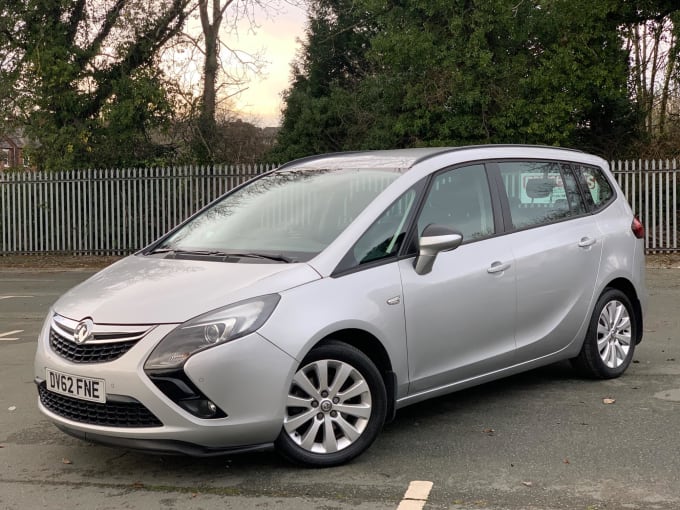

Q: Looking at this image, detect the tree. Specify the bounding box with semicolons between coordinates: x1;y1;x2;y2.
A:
160;0;294;163
622;11;680;156
0;0;192;170
269;0;376;161
193;0;234;161
273;0;643;160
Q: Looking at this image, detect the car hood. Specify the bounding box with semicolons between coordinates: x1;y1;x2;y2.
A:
53;255;321;324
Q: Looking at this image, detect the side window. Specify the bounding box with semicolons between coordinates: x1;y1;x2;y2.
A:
560;164;587;216
416;164;495;242
499;161;585;230
577;165;614;210
336;187;419;272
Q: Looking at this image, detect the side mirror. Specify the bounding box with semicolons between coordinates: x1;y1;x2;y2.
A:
414;224;463;275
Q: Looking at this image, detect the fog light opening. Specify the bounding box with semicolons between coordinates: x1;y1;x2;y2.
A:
146;370;227;419
178;398;226;419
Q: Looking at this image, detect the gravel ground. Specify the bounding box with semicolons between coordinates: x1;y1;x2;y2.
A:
1;252;679;269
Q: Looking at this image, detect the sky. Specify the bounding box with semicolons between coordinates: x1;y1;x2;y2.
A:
226;3;308;127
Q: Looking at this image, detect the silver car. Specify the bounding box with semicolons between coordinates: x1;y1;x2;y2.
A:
34;146;646;467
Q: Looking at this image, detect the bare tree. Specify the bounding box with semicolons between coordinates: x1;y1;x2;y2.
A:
199;0;236;137
163;0;294;161
625;16;679;138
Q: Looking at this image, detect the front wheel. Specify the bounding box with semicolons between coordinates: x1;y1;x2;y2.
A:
275;341;387;467
572;288;637;379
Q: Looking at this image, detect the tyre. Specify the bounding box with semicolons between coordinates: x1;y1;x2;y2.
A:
572;288;637;379
275;340;387;467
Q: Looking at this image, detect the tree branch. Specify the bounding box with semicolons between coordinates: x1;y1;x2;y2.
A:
76;0;128;70
82;0;192;120
65;0;87;44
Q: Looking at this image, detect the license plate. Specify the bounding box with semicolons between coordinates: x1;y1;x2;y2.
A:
46;368;106;404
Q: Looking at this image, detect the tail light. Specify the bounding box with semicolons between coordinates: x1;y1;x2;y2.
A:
631;217;644;239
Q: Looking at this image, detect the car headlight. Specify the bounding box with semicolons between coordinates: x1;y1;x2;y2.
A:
144;294;280;371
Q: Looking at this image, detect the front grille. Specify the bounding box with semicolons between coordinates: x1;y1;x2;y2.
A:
38;383;162;428
50;330;138;363
48;314;153;364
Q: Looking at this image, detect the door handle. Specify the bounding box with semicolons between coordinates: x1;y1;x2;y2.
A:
487;261;511;274
578;237;597;248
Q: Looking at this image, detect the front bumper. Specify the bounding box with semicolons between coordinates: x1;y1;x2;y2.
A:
35;319;297;452
54;422;274;456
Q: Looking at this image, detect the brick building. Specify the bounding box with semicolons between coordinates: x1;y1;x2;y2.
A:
1;133;28;169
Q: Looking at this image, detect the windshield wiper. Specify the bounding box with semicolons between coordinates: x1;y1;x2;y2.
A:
146;247;175;255
146;248;228;257
228;252;296;263
145;248;295;263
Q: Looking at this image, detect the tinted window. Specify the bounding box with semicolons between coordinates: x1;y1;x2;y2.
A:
560;164;587;216
417;165;495;241
336;187;420;272
577;165;614;210
499;161;585;229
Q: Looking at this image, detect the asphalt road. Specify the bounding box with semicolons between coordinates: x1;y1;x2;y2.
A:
1;267;679;510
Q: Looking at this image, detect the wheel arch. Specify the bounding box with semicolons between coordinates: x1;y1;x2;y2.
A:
603;277;643;344
313;329;397;423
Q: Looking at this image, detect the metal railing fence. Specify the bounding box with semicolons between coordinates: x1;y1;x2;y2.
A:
0;160;678;255
611;159;678;252
0;164;274;255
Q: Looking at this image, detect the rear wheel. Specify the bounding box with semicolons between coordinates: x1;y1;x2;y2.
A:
275;341;387;467
572;288;637;379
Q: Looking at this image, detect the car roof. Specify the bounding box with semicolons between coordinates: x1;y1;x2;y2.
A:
280;145;585;171
282;148;452;170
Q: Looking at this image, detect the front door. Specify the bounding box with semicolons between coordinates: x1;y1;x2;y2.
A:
400;164;517;395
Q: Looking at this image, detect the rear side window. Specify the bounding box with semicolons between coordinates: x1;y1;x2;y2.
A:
498;161;586;230
576;165;614;211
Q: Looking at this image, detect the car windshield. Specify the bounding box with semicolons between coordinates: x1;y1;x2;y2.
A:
153;167;403;262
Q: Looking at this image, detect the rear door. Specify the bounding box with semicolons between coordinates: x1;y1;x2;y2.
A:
492;160;603;361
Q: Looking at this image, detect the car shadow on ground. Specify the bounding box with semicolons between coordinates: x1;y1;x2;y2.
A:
84;360;589;474
388;359;582;423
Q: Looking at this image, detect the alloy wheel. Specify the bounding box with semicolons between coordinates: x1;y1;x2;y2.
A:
283;359;372;454
596;300;632;369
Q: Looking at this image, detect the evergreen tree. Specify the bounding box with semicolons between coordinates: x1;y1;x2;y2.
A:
269;0;376;161
273;0;652;160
